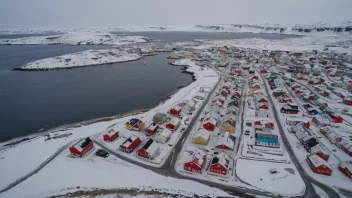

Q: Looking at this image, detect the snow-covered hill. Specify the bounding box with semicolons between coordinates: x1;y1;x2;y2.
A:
113;21;352;36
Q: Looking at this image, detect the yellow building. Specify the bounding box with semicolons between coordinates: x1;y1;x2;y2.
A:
220;115;236;133
126;118;145;132
193;129;210;145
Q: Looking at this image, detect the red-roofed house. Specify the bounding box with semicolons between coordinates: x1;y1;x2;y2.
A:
327;114;343;123
306;154;332;176
119;135;142;153
103;129;119;142
145;123;159;136
136;139;160;159
338;164;352;178
216;132;234;150
169;104;182;115
184;149;206;173
69;137;94;157
166;117;181;131
209;152;231;175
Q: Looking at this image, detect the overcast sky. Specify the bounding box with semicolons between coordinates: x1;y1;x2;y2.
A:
0;0;351;29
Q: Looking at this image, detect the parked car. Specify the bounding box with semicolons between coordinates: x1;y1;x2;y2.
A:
246;122;252;127
95;149;109;158
245;130;250;135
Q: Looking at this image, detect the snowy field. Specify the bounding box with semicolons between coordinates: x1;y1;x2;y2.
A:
19;49;142;70
0;145;232;198
236;159;305;196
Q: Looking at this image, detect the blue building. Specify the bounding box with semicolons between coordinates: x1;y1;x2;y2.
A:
255;132;280;148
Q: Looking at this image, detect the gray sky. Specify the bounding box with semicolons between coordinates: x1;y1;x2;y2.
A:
0;0;351;29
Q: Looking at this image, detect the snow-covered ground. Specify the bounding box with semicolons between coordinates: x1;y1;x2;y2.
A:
0;144;232;198
195;36;352;55
0;32;147;45
236;159;305;196
19;49;142;70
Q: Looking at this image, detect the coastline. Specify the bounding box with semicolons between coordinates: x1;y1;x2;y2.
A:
1;63;195;147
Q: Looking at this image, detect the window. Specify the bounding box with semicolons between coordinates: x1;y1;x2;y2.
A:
217;165;220;168
188;167;191;171
222;171;225;174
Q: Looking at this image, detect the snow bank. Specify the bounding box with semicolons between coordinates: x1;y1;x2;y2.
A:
236;159;305;196
18;49;142;70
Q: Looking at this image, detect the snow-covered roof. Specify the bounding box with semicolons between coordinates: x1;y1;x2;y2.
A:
147;123;159;131
193;129;210;140
308;154;331;169
216;132;234;149
72;138;92;152
185;99;196;108
157;129;172;138
186;149;206;168
172;104;182;111
168;117;181;126
105;128;118;136
141;139;159;156
211;152;230;169
204;110;219;122
121;135;139;148
339;164;352;172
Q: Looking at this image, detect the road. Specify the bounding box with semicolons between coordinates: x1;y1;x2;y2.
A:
95;70;280;197
0;142;71;193
258;71;341;198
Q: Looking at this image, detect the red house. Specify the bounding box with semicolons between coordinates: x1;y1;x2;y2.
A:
209;152;231;175
136;138;160;159
184;149;206;173
258;98;268;103
234;69;241;74
203;118;217;131
306;154;332;176
103;129;119;142
202;111;218;131
338;164;352;178
166;117;181;131
169;104;182;115
251;75;259;80
260;69;268;74
69;137;94;157
119;135;142;153
258;104;269;110
145;123;159;136
233;92;241;99
327;114;343;123
216;132;234;150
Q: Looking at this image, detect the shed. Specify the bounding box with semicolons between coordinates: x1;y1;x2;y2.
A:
255;132;279;148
